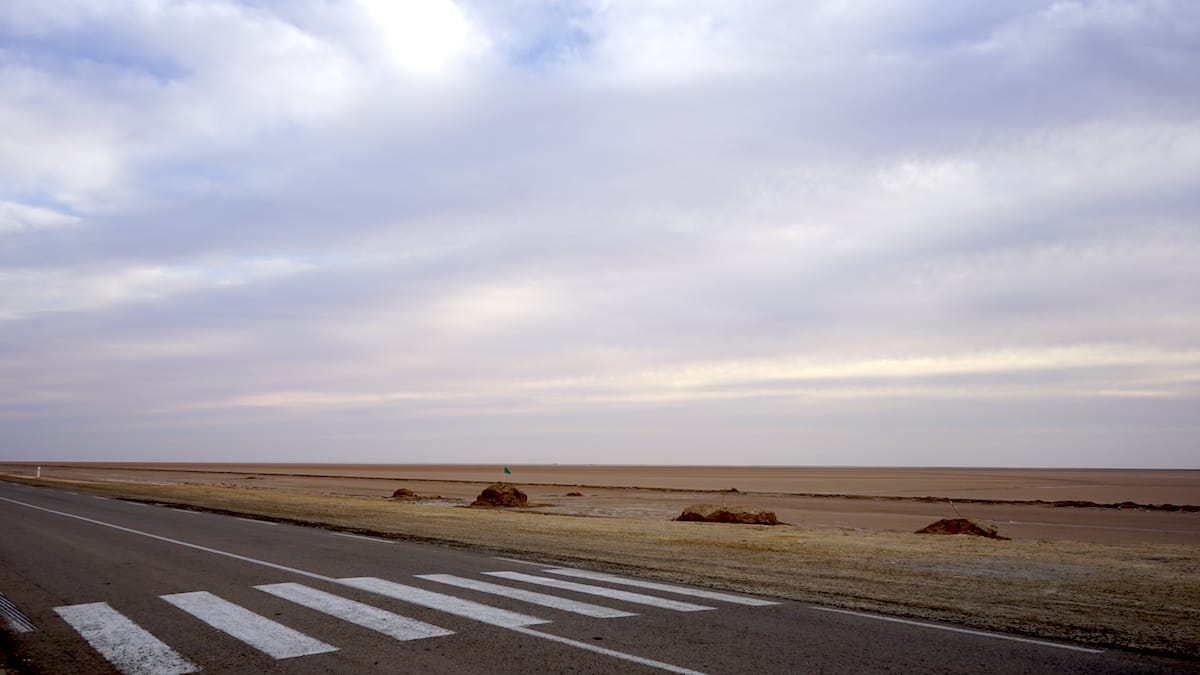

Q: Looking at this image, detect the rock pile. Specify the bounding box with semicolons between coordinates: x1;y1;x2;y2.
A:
675;503;778;525
472;482;528;507
915;518;1007;539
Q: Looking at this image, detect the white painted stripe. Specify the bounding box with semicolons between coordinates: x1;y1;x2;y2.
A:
334;532;392;544
54;602;199;675
339;577;548;627
809;606;1105;653
255;583;454;641
235;517;277;525
0;497;342;583
0;496;702;674
546;569;778;606
0;593;36;633
484;572;715;612
417;574;637;619
1002;520;1196;534
93;496;110;500
493;556;552;567
161;591;337;659
509;626;708;675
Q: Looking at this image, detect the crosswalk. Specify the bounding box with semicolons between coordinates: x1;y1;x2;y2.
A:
255;582;455;641
49;567;778;674
55;602;200;675
161;591;338;660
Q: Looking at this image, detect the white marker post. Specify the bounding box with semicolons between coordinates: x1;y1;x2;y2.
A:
36;466;41;478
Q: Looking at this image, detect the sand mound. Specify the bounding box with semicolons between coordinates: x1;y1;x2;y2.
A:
390;487;445;501
675;503;778;525
472;482;528;507
916;518;1007;539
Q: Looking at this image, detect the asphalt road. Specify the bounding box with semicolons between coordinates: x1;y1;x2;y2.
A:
0;480;1191;674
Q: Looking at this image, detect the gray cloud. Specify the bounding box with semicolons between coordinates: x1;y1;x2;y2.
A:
1;1;1197;466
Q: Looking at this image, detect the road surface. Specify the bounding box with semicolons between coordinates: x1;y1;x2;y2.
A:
0;480;1190;673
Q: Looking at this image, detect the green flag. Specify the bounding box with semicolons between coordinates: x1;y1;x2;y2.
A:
503;467;511;475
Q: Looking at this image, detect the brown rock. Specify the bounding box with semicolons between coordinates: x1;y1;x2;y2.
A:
915;518;1008;539
675;503;778;525
472;482;528;507
390;488;422;500
565;491;583;497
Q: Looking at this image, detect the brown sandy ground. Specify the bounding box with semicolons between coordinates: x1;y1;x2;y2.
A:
14;463;1200;503
3;473;1197;659
7;463;1197;546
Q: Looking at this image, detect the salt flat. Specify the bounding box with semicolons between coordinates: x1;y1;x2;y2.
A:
3;463;1197;545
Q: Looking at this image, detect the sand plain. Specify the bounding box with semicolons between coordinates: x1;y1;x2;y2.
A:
3;463;1197;545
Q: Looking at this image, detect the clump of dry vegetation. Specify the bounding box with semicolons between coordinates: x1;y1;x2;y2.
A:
5;473;1198;657
675;503;778;525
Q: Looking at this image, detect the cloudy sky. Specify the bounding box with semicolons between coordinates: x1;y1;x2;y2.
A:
2;1;1198;467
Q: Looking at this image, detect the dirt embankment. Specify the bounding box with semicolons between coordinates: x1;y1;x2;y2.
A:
4;473;1198;659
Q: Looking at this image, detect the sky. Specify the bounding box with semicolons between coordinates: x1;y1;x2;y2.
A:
1;1;1198;467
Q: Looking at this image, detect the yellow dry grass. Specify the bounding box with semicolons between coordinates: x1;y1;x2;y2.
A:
6;474;1198;657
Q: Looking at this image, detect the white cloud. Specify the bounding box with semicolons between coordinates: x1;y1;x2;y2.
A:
0;256;316;319
0;0;358;212
0;201;80;234
429;281;560;334
1;1;1198;465
357;0;489;75
180;342;1200;419
877;159;980;193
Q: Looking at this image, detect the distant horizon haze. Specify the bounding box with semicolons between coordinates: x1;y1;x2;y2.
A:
7;460;1199;471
